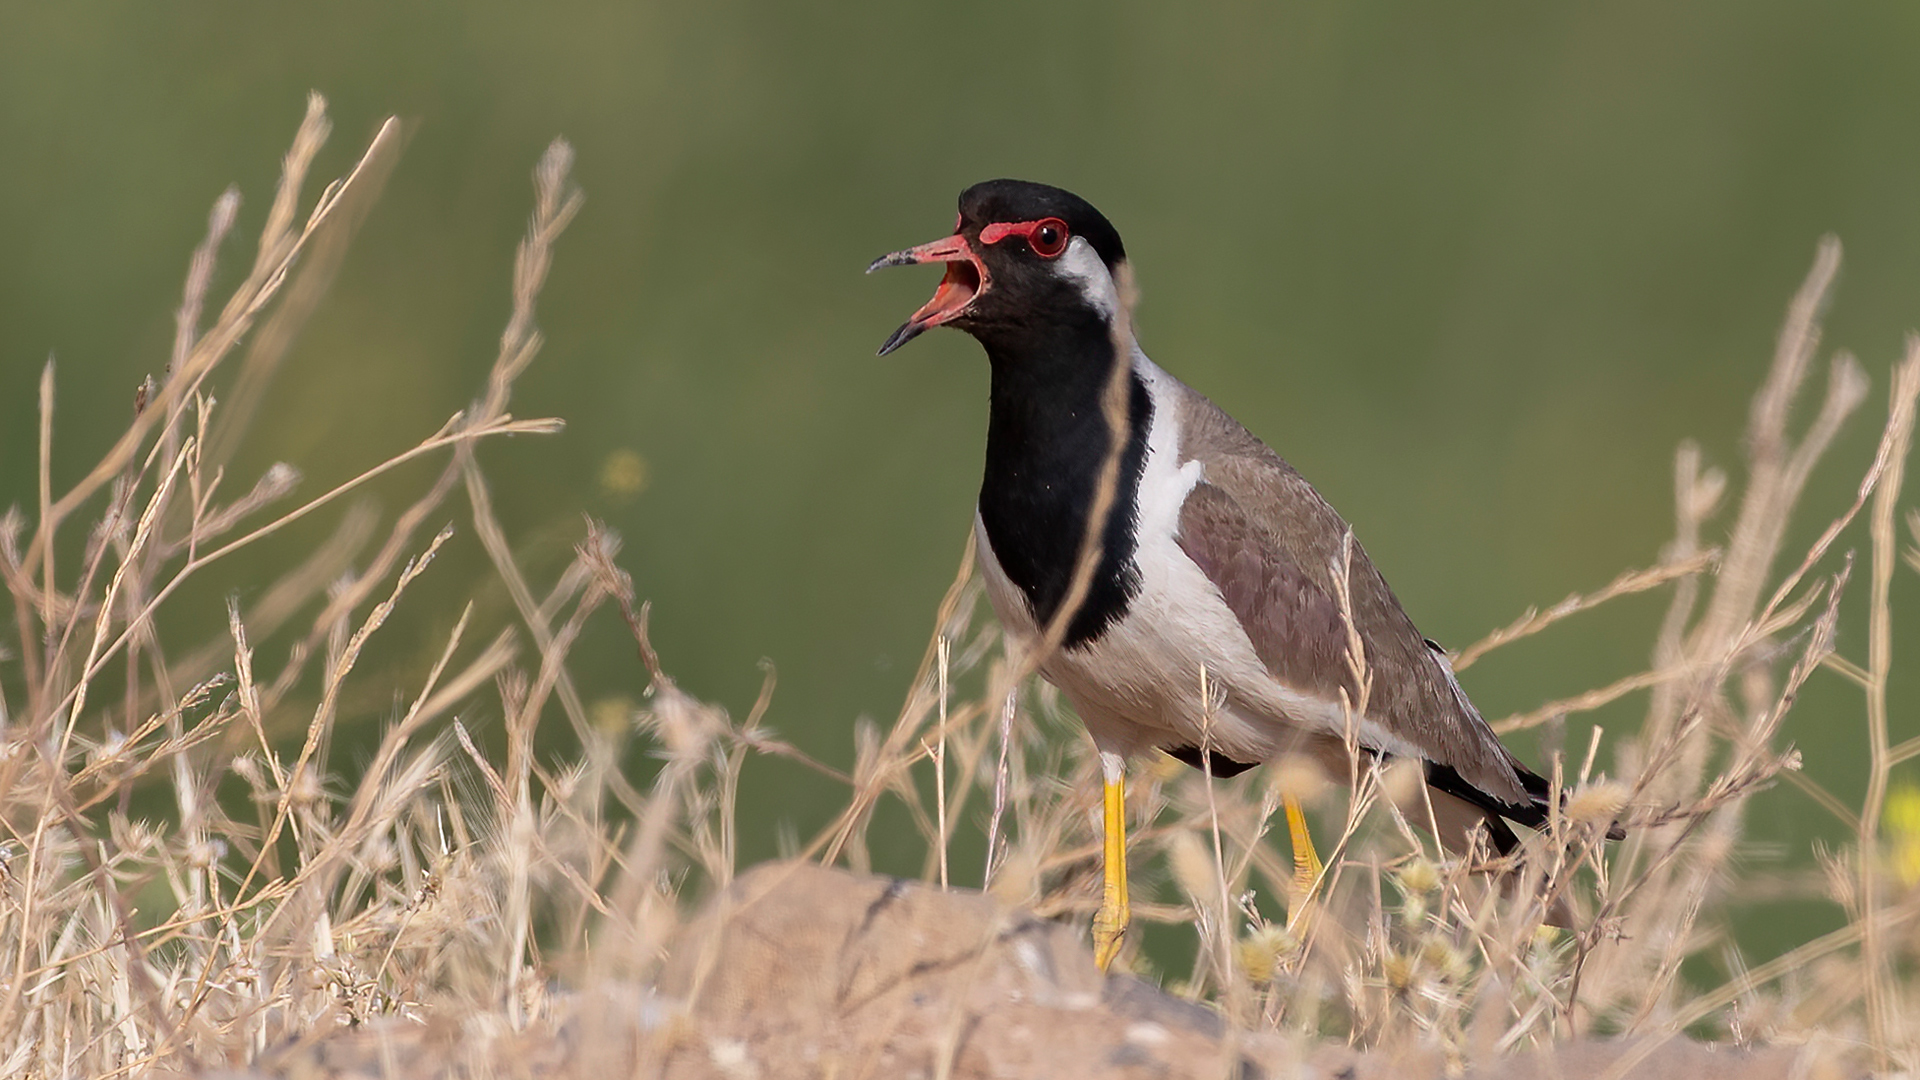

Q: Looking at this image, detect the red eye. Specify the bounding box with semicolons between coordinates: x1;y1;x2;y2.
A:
1028;218;1069;258
979;217;1073;257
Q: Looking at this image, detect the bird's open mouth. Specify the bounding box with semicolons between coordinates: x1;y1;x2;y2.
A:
868;233;990;355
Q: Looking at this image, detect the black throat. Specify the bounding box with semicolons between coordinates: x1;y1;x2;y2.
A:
975;315;1152;648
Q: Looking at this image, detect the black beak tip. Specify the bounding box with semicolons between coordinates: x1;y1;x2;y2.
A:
876;321;922;356
866;252;908;274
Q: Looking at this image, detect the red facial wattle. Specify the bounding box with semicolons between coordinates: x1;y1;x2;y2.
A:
980;217;1070;258
868;217;1072;356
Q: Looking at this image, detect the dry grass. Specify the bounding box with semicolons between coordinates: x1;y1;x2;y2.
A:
2;102;1918;1077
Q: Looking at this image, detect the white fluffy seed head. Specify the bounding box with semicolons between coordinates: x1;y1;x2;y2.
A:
1268;753;1331;806
1565;780;1632;825
1381;757;1425;810
1167;831;1224;912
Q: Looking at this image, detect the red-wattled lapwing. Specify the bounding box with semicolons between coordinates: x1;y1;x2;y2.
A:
870;179;1611;971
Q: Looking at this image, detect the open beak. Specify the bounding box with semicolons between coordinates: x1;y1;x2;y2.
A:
867;233;989;355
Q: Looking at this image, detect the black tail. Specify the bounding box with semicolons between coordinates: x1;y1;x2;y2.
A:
1426;760;1628;850
1164;746;1627;848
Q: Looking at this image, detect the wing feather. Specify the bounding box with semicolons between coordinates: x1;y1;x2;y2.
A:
1170;390;1528;805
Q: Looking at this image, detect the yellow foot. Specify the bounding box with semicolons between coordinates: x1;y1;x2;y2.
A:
1093;763;1131;971
1093;896;1129;971
1283;793;1323;930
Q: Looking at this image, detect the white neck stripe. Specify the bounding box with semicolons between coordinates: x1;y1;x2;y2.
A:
1055;236;1120;322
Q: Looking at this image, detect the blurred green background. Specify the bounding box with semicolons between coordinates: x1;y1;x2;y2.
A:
4;2;1919;961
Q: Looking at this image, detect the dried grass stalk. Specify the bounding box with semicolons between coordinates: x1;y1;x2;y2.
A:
2;112;1916;1078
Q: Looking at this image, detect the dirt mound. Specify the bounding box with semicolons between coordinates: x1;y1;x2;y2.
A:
178;862;1854;1079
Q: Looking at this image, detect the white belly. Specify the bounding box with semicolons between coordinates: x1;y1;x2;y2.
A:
975;510;1347;764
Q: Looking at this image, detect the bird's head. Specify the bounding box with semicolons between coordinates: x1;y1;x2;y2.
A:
869;179;1127;356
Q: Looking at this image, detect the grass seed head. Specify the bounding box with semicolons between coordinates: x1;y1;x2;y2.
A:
1565;780;1632;826
1267;752;1331;806
1237;924;1299;984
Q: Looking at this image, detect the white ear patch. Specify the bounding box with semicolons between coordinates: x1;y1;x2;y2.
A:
1055;236;1120;321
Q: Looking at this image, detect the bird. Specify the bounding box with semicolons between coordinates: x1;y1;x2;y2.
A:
869;179;1611;971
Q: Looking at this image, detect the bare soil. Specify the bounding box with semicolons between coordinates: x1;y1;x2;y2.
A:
172;862;1860;1080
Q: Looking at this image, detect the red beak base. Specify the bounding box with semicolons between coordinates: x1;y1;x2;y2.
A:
868;233;990;355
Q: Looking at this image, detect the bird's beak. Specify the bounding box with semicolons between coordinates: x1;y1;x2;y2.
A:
867;233;990;355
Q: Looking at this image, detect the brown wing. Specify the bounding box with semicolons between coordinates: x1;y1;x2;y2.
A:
1171;391;1527;805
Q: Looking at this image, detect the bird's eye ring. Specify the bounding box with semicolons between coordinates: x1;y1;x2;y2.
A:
1028;218;1069;258
979;217;1072;257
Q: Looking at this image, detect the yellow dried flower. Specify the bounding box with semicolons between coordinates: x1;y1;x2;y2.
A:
1419;939;1471;982
591;695;637;734
1236;924;1298;983
1149;751;1188;783
1885;784;1920;888
1382;950;1416;990
598;448;650;500
1393;856;1440;894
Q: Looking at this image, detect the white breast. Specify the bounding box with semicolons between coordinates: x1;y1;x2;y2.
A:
976;352;1393;764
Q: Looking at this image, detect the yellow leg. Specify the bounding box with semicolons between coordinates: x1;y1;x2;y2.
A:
1283;793;1323;928
1092;767;1131;971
